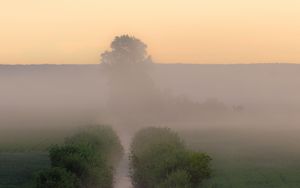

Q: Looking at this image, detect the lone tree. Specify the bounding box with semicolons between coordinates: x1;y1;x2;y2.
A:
100;35;161;126
101;35;152;70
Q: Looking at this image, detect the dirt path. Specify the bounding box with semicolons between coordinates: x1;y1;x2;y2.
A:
114;129;133;188
114;152;132;188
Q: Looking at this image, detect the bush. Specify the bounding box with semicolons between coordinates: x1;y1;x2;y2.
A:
35;167;79;188
130;127;212;188
65;125;123;163
131;127;185;157
36;125;123;188
156;170;192;188
184;151;212;185
49;144;111;187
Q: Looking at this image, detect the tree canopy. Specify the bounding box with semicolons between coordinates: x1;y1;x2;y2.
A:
101;35;152;69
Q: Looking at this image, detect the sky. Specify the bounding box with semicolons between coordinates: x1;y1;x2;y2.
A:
0;0;300;64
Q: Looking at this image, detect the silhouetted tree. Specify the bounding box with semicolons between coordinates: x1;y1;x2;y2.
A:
101;35;152;70
100;35;161;126
100;35;229;126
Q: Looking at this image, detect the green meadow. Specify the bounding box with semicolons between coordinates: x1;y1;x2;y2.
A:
181;128;300;188
1;127;300;187
0;152;49;188
0;127;73;187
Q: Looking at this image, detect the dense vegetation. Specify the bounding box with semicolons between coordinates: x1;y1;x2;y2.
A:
130;127;212;188
35;125;123;188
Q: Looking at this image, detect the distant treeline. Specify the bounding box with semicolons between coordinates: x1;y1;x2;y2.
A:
35;125;123;188
130;127;212;188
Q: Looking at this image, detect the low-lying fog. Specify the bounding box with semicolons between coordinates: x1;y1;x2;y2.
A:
0;63;300;130
1;36;300;188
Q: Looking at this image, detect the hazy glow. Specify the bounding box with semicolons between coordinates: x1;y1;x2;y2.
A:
0;0;300;64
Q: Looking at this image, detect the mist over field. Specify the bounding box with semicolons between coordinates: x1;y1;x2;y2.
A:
1;36;300;188
2;0;300;186
1;63;300;129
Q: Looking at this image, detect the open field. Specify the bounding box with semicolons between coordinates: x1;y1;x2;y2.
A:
0;127;78;152
181;128;300;188
0;127;72;187
1;127;300;187
0;152;49;188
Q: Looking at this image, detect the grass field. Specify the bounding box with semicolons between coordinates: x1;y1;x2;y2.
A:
0;127;77;152
2;127;300;187
0;152;49;188
0;127;73;187
181;128;300;188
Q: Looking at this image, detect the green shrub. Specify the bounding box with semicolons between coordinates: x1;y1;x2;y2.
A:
156;170;192;188
36;125;123;188
184;151;212;185
49;144;111;186
130;127;212;188
131;127;184;157
35;167;79;188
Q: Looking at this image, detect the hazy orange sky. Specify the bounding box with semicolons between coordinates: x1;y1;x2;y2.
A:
0;0;300;64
